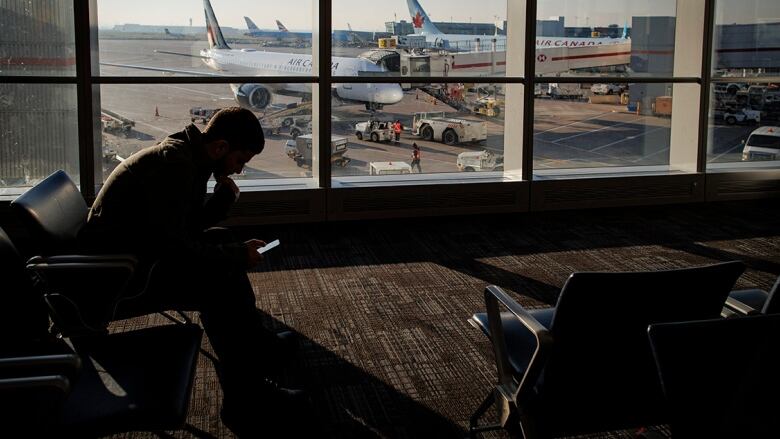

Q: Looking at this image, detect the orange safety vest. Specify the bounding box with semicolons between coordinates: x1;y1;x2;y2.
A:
394;122;402;133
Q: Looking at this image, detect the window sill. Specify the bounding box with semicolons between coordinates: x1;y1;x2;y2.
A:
332;171;523;188
533;165;689;180
706;161;780;173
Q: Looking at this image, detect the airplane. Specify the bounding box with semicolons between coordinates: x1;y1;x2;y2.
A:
275;20;289;33
244;16;313;41
405;0;629;50
164;28;186;39
102;0;403;112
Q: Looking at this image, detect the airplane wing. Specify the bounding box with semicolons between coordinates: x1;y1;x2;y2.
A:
154;50;210;59
100;62;227;77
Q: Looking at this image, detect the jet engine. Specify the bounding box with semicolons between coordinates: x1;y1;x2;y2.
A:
235;84;273;110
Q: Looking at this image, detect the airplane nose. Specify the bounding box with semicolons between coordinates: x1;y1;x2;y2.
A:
376;84;404;104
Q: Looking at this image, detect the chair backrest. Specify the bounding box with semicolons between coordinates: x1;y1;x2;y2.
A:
649;314;780;438
11;170;87;255
761;276;780;314
533;261;745;436
0;227;51;343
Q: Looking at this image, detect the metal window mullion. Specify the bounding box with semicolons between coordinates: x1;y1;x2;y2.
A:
522;0;538;180
0;76;78;84
319;0;332;189
91;76;319;85
73;0;96;198
697;0;716;173
532;77;700;84
329;76;525;84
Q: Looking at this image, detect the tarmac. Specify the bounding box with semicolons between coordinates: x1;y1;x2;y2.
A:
98;39;751;182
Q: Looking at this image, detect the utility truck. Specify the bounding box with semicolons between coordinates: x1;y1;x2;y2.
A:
456;150;504;172
354;120;394;142
369;161;412;175
412;112;487;145
284;134;350;168
101;109;135;136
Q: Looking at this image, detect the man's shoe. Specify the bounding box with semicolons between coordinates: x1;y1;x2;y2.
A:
275;330;298;356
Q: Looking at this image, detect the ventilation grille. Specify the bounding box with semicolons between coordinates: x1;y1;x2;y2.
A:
716;179;780;196
341;189;519;213
543;182;694;203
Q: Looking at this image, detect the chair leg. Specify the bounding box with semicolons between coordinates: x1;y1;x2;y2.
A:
469;390;502;438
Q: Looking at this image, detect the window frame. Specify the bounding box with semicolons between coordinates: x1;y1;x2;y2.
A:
2;0;779;218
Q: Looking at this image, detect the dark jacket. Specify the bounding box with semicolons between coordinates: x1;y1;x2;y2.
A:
81;124;247;268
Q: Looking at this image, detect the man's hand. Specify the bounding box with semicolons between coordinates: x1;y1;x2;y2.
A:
245;239;266;267
215;175;240;200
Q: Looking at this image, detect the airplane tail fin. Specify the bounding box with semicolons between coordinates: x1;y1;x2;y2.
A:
165;28;171;35
203;0;230;50
276;20;289;32
406;0;442;35
622;21;628;39
348;23;353;32
244;16;259;31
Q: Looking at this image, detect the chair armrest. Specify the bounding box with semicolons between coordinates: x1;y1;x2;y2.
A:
0;375;70;393
724;295;760;316
724;288;768;316
27;253;138;266
0;354;81;381
26;259;135;296
483;285;552;403
27;260;136;335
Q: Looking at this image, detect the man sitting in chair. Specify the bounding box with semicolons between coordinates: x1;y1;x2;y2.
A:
80;107;304;435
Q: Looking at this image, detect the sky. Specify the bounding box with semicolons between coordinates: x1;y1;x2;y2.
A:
96;0;777;31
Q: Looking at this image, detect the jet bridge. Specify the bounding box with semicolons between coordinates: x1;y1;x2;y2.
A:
415;42;632;76
358;49;401;73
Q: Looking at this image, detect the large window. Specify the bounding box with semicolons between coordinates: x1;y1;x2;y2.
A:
1;0;778;207
330;82;511;179
706;0;780;169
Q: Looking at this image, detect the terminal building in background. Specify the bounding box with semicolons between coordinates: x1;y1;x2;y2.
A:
385;20;504;37
0;0;79;187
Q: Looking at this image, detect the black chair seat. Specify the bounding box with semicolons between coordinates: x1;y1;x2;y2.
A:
649;314;780;438
0;225;203;436
470;308;554;376
468;262;746;438
61;323;203;435
728;289;770;312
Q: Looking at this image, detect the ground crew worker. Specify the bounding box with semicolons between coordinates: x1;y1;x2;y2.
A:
393;120;402;144
411;142;422;173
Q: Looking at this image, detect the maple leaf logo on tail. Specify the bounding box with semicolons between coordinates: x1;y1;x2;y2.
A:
413;12;425;29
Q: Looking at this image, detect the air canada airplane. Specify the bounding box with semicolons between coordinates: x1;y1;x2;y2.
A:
406;0;629;49
102;0;403;111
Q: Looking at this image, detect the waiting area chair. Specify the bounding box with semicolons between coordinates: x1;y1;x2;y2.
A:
724;275;779;316
648;313;780;438
468;261;745;438
0;226;203;436
11;170;192;333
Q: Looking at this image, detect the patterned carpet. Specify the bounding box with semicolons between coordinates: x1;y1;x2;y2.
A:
108;200;780;438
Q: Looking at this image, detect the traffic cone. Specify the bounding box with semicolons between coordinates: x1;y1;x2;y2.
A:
155;106;160;117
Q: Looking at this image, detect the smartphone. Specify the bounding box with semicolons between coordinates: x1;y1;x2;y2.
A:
257;239;280;255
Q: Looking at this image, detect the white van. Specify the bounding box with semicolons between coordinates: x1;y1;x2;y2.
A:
742;126;780;161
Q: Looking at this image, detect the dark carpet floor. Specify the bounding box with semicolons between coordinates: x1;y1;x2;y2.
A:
108;200;780;438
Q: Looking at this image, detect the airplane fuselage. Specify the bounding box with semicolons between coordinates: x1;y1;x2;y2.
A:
417;32;629;49
200;48;404;106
